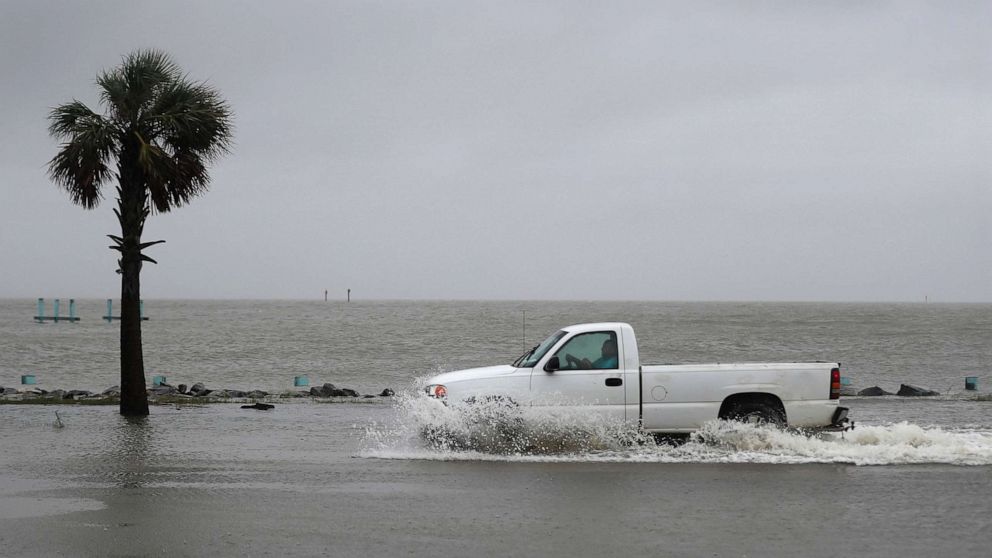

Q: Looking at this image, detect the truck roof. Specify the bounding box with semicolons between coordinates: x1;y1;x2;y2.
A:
562;322;632;334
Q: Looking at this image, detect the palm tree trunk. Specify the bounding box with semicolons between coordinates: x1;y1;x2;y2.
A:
118;154;149;416
119;261;147;416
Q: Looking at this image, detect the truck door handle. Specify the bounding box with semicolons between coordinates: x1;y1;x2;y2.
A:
605;378;622;387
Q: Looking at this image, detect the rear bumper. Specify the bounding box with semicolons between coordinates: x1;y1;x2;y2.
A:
817;406;854;432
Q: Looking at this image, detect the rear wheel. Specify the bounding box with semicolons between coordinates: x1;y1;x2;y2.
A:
726;401;785;427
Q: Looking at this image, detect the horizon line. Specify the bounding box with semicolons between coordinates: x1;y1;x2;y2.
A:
2;296;990;305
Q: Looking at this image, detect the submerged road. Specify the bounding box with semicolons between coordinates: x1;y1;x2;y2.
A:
0;402;989;557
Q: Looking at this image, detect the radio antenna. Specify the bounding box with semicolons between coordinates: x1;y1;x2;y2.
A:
522;310;526;352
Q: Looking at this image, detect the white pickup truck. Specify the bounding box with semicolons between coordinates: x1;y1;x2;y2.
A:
425;322;851;433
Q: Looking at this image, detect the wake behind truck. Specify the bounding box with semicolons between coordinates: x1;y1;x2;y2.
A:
425;322;851;433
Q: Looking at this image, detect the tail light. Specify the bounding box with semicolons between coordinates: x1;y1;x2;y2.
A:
830;367;841;400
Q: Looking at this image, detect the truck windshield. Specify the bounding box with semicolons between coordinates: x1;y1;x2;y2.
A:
512;330;567;368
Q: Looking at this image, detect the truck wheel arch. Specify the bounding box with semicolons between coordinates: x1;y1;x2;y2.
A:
718;393;787;425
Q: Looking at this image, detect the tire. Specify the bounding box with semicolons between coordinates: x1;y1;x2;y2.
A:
726;400;785;427
420;395;524;452
463;395;524;453
420;424;465;450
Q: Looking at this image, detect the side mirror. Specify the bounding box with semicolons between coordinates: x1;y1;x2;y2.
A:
544;356;560;372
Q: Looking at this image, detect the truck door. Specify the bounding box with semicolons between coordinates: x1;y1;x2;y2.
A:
530;329;626;421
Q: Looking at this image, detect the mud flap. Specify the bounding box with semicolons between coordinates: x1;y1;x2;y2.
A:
824;406;854;432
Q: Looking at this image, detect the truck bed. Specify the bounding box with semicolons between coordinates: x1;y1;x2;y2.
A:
638;362;841;432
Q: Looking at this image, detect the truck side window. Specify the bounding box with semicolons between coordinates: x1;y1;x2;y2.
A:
553;332;619;370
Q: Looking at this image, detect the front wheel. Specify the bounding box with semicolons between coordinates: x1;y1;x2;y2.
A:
726;401;785;427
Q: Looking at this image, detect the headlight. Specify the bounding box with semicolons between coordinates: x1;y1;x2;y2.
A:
425;384;447;398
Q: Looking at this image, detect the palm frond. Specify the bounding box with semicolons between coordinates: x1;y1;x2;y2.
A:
98;50;181;124
48;100;103;138
149;79;233;159
47;102;117;209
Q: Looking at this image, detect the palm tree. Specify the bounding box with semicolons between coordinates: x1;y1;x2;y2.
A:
48;50;233;416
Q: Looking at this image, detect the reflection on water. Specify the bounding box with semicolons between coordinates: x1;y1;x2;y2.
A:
106;415;154;488
0;403;369;493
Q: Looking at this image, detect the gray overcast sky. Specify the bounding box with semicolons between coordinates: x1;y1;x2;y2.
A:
1;1;989;301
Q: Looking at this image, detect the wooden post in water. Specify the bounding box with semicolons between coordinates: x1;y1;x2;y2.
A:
34;298;80;322
347;288;351;302
324;290;328;302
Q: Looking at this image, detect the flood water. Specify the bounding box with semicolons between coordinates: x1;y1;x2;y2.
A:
1;299;990;556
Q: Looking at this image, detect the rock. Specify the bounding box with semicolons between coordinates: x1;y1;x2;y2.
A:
363;395;375;398
319;383;339;397
314;383;350;397
312;383;360;397
64;390;92;399
177;384;188;394
897;384;940;397
189;383;209;396
148;385;176;396
246;390;268;399
2;387;19;395
47;389;66;399
224;390;246;398
858;386;893;396
210;389;230;398
102;386;121;396
241;403;275;410
379;388;395;397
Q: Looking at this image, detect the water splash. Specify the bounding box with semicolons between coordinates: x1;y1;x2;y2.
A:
361;392;992;466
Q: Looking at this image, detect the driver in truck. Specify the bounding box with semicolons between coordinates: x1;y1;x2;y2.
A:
566;338;618;370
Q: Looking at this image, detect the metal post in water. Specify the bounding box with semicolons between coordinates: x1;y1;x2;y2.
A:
347;289;351;302
69;299;76;321
53;299;60;323
36;298;44;321
105;299;113;322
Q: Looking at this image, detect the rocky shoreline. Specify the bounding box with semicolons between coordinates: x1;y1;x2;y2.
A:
0;382;395;403
848;383;942;397
0;381;962;404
